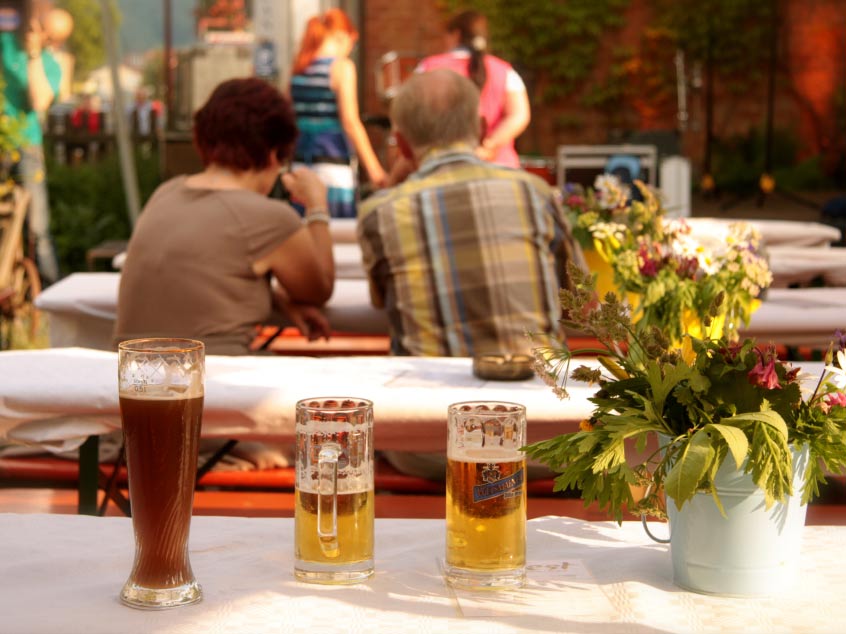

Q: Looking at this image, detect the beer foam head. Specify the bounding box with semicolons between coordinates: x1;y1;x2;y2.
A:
118;339;205;399
449;446;524;462
120;381;203;399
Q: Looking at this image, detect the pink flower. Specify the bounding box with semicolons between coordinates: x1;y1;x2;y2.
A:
720;343;744;361
566;194;586;210
748;357;781;390
638;244;660;278
823;392;846;409
675;256;699;280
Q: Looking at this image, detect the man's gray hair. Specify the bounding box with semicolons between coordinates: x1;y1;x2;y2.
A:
390;69;481;154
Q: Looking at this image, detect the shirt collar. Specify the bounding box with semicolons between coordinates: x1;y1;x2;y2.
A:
415;143;481;177
449;47;472;58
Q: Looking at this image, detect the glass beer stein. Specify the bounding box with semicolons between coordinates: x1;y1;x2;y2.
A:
118;338;204;609
445;401;527;590
294;397;375;584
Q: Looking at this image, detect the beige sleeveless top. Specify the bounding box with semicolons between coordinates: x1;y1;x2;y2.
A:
114;177;303;355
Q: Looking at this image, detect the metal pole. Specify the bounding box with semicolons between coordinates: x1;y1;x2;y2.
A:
163;0;173;124
100;0;141;227
100;0;141;225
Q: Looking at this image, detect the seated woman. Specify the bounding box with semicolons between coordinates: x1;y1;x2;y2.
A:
114;77;334;355
114;77;334;470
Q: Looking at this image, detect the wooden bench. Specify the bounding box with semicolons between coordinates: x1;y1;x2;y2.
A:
0;453;576;516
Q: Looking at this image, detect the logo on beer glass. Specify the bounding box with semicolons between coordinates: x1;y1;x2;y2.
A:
474;463;525;502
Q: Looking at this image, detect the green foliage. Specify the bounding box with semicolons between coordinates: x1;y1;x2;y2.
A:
0;82;26;193
712;127;834;193
440;0;631;100
0;91;25;156
525;265;846;523
56;0;121;78
46;150;160;274
650;0;775;84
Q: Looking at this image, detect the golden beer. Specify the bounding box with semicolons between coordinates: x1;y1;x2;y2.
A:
295;489;374;564
446;450;526;572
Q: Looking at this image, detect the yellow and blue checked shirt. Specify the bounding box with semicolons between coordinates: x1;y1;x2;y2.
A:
357;145;582;357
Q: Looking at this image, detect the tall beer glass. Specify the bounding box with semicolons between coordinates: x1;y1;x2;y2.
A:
118;338;204;609
294;397;374;584
445;401;527;590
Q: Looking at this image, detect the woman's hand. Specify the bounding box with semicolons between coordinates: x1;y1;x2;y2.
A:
368;165;388;189
475;140;497;163
283;303;332;341
281;167;328;209
271;281;331;341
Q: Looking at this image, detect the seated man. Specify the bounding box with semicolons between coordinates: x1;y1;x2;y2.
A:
357;68;584;478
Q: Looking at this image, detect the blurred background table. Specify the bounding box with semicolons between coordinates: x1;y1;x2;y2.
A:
0;347;596;453
683;217;841;247
34;273;846;353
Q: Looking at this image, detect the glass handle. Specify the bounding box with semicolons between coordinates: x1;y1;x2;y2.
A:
317;443;340;557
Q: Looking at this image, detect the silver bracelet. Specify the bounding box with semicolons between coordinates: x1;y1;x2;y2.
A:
304;212;331;226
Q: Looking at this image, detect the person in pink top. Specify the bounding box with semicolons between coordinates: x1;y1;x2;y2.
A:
417;10;530;168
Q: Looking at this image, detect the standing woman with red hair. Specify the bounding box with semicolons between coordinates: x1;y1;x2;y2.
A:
290;8;386;218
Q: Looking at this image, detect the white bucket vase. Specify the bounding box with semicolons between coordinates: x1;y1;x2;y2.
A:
645;446;809;596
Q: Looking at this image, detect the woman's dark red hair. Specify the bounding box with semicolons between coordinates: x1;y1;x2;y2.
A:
193;77;298;171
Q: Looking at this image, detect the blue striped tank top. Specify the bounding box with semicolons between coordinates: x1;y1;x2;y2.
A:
290;57;351;163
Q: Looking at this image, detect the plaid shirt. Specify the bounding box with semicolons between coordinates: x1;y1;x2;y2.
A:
357;145;582;356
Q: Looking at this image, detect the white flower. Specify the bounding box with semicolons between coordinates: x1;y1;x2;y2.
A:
593;174;630;210
826;350;846;389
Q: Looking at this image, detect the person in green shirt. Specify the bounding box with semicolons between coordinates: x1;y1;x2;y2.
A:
1;14;63;283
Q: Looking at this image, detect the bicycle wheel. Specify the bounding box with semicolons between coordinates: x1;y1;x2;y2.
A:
10;255;41;344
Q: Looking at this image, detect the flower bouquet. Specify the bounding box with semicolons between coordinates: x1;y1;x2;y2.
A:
561;176;772;344
525;265;846;594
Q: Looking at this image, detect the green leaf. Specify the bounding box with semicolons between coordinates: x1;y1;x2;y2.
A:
705;423;749;469
664;429;715;508
728;409;788;441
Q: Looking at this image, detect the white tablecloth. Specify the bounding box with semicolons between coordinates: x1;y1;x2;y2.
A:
34;273;387;349
684;217;841;247
112;241;368;280
329;218;358;244
742;287;846;348
334;242;366;279
0;346;828;457
1;513;842;634
767;245;846;288
0;348;595;452
34;272;846;351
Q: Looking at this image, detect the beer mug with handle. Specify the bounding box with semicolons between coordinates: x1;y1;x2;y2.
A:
445;401;527;590
118;338;204;609
295;397;375;584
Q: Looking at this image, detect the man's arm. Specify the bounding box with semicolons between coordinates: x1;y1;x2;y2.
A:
356;208;387;308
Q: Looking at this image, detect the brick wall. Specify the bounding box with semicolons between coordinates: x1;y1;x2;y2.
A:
360;0;845;175
359;0;447;119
